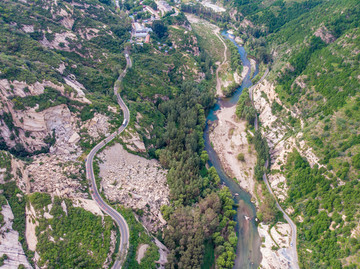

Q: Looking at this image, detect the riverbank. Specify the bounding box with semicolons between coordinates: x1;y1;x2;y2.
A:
209;105;257;199
209;90;294;269
207;28;299;267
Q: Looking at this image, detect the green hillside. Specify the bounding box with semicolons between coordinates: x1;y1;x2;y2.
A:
216;0;360;267
0;0;239;267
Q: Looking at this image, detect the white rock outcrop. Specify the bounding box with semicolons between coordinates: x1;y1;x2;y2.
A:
82;113;111;139
23;155;87;198
98;143;169;232
0;202;32;268
258;223;292;269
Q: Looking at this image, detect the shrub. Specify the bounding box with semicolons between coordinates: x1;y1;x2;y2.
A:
237;153;245;162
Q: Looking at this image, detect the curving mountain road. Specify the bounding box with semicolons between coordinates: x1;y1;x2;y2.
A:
263;171;299;269
85;53;132;269
249;68;299;268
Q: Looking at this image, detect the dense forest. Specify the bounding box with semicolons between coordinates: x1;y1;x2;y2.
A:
117;2;241;266
284;151;360;268
29;193;114;268
122;40;238;268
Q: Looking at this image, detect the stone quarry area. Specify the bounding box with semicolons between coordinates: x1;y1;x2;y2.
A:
98;143;169;232
20;155;88;198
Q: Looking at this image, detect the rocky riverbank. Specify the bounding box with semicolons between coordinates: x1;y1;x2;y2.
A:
209;76;301;268
209;105;257;199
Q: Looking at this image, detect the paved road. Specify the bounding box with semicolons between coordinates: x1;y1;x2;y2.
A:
250;68;299;268
263;171;299;269
85;53;132;269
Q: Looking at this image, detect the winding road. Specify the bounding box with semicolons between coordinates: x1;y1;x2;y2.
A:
263;170;299;269
250;68;299;269
85;53;132;269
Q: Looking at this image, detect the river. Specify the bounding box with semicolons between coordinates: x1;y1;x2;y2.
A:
204;32;262;269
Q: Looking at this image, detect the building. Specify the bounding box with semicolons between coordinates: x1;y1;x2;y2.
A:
145;34;150;43
144;6;160;19
132;23;152;39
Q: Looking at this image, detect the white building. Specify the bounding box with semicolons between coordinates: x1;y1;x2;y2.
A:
132;23;152;38
144;6;160;19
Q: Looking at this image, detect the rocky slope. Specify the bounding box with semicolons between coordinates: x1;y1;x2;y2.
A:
25;195;116;268
0;0;130;156
98;143;169;233
252;79;320;195
0;201;32;269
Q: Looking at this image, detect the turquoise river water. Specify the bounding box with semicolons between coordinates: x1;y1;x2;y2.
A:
204;32;262;269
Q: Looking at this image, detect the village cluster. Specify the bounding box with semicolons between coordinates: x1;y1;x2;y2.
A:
130;0;178;45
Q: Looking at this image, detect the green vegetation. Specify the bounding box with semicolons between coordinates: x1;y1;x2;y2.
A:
304;95;360;182
237;153;245;162
252;131;270;181
0;254;8;266
283;150;360;268
0;195;7;228
120;15;238;266
28;192;51;212
191;22;225;63
0;182;34;265
226;39;243;74
29;193;113;268
154;79;237;268
257;183;281;224
164;188;237;269
116;207;159;269
235;88;257;125
0;151;12;181
222;0;360;265
235;88;269;181
11;87;83;112
201;240;215;269
152;20;168;39
0;0;130;155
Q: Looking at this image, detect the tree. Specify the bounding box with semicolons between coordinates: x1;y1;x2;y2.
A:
152;20;167;38
352;153;360;169
149;1;157;10
237;153;245;162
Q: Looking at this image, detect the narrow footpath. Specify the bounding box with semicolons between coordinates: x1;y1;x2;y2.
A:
215;31;228;96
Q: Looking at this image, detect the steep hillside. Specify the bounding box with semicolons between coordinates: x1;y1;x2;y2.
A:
215;0;360;268
0;0;131;157
0;0;243;268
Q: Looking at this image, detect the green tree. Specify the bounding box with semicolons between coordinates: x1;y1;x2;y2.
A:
152;20;167;38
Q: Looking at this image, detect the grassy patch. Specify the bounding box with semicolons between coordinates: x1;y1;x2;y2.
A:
201;240;215;269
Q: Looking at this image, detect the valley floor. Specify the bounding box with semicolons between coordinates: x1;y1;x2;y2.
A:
209;102;293;269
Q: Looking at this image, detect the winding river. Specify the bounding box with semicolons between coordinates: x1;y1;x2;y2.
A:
204;32;262;269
